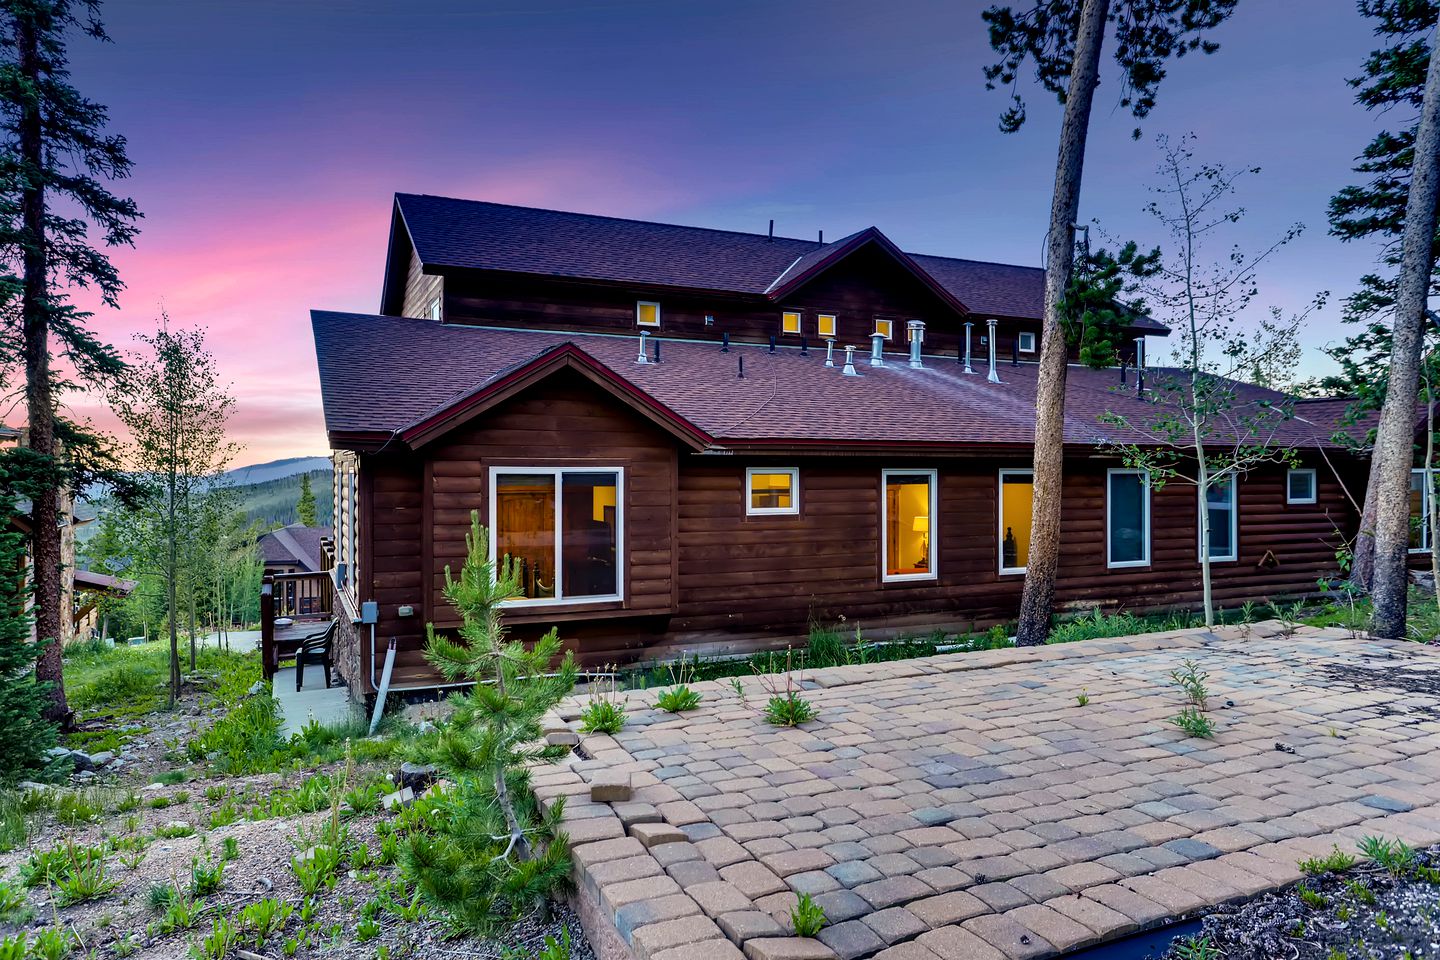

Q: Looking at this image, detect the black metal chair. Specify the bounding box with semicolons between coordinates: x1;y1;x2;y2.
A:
295;621;337;692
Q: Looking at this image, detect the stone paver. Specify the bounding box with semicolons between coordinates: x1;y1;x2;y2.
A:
565;624;1440;960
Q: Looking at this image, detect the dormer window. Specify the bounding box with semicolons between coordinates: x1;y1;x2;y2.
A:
636;301;661;328
874;318;893;340
817;314;837;338
781;310;802;335
427;296;442;322
1018;331;1036;353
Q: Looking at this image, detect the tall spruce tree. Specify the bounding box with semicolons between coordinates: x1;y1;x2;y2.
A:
296;472;317;527
983;0;1240;645
0;446;55;785
1323;1;1440;592
0;0;139;723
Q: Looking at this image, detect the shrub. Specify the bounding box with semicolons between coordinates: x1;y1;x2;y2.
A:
578;677;626;734
187;694;284;774
655;685;702;713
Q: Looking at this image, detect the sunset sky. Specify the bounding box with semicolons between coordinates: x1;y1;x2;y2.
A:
61;0;1392;466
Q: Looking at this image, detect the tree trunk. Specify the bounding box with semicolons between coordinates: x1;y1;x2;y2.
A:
17;15;67;726
1015;0;1111;646
1370;15;1440;640
1428;387;1439;606
1351;456;1380;591
188;587;197;670
167;478;180;706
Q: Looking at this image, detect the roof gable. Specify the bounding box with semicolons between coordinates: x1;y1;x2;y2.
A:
764;227;970;318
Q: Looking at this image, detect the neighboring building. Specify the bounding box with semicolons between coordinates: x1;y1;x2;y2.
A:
258;522;332;577
310;194;1384;697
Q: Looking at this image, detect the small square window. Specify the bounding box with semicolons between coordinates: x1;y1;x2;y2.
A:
874;318;893;340
1287;469;1317;505
636;301;660;327
1018;331;1036;353
781;311;802;335
746;468;799;516
817;314;837;338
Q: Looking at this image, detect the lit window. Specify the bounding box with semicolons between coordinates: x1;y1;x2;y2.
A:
874;318;893;340
1107;469;1150;568
817;314;837;338
882;469;936;581
781;310;802;335
1018;331;1036;353
490;467;623;604
1411;469;1435;552
1287;468;1317;505
636;301;660;327
998;469;1033;575
427;296;442;322
746;468;799;516
1203;474;1237;562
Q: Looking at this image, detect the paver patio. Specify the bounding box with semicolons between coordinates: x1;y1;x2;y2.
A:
532;622;1440;960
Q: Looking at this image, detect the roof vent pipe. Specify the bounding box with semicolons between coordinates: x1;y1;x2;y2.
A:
824;338;836;367
870;333;886;367
721;331;730;353
652;338;661;363
1120;356;1127;384
842;345;859;377
819;229;824;243
908;321;925;369
636;330;650;365
1134;336;1145;397
963;321;975;375
768;219;774;240
800;337;808;356
1011;335;1019;367
986;318;1001;383
738;355;745;379
769;336;776;354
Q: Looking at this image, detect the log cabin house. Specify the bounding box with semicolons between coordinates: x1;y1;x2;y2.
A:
305;193;1399;698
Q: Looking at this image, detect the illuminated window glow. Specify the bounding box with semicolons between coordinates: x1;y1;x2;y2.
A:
636;301;660;327
817;314;837;338
998;469;1033;574
882;469;936;581
746;468;799;516
874;318;893;340
490;467;623;604
781;310;802;335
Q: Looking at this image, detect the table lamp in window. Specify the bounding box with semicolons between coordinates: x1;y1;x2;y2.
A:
913;515;929;568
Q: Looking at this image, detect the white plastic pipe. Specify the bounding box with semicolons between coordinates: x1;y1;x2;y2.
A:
368;635;396;736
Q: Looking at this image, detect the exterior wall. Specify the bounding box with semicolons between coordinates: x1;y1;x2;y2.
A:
398;242;443;320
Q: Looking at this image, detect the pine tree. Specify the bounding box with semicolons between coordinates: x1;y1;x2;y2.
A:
0;446;55;785
983;0;1240;644
0;0;141;723
296;473;317;527
402;511;577;933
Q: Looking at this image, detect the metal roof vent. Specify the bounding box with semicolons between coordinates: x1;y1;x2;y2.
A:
842;344;859;377
636;330;650;365
870;333;886;367
824;338;837;368
908;321;925;369
986;319;1001;384
962;321;975;375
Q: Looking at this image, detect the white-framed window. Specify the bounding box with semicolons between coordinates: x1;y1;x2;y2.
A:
1018;330;1036;353
874;318;893;340
1202;474;1237;563
427;296;442;322
489;466;624;605
998;469;1033;575
781;310;802;335
817;314;837;338
882;469;936;582
1287;468;1317;505
745;467;799;516
1106;468;1151;568
1411;468;1434;553
636;301;660;328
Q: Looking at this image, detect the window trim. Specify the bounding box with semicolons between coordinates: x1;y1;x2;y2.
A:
427;296;442;322
487;466;626;607
817;313;837;338
781;310;802;336
1200;473;1238;564
880;468;938;583
636;301;661;328
745;467;800;517
1105;468;1152;569
874;318;894;341
997;468;1034;576
1411;468;1433;554
1286;468;1317;505
1018;330;1036;353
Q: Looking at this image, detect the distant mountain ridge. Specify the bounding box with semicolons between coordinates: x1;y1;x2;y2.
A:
224;456;331;486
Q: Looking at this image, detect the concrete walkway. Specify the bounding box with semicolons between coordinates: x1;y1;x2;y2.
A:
537;622;1440;960
273;663;356;738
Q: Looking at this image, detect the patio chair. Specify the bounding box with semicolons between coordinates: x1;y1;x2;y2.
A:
294;621;336;692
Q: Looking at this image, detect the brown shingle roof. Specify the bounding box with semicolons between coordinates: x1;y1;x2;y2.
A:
258;523;333;572
312;311;1353;452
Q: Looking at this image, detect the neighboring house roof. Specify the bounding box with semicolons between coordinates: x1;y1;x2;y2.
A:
73;569;136;595
258;523;333;572
313;311;1359;452
388;194;1168;332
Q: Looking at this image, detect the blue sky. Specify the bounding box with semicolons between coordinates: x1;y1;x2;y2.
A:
67;0;1393;460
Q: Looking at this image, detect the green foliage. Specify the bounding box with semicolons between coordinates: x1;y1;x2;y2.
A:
155;822;194;839
1172;936;1221;960
28;929;74;960
237;898;293;948
1060;240;1161;368
1169;659;1210;710
190;916;236;960
1075;691;1090;707
402;512;577;934
296;472;318;527
0;879;30;924
357;917;382;942
1047;609;1145;645
764;692;817;727
51;841;119;905
190;853;224;895
1299;845;1359;876
0;454;57;786
220;836;239;862
578;696;626;734
790;892;827;937
1358;835;1417;876
1296;883;1329;910
1168;707;1215;739
0;934;25;960
655;684;703;713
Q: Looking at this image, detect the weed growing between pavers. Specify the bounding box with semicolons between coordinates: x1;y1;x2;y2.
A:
1155;842;1440;960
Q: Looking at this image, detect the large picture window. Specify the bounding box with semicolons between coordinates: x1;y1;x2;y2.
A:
490;467;623;604
998;469;1033;575
1106;469;1150;568
882;469;936;582
1203;474;1237;563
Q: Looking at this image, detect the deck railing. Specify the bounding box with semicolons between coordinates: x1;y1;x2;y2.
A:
260;572;334;679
